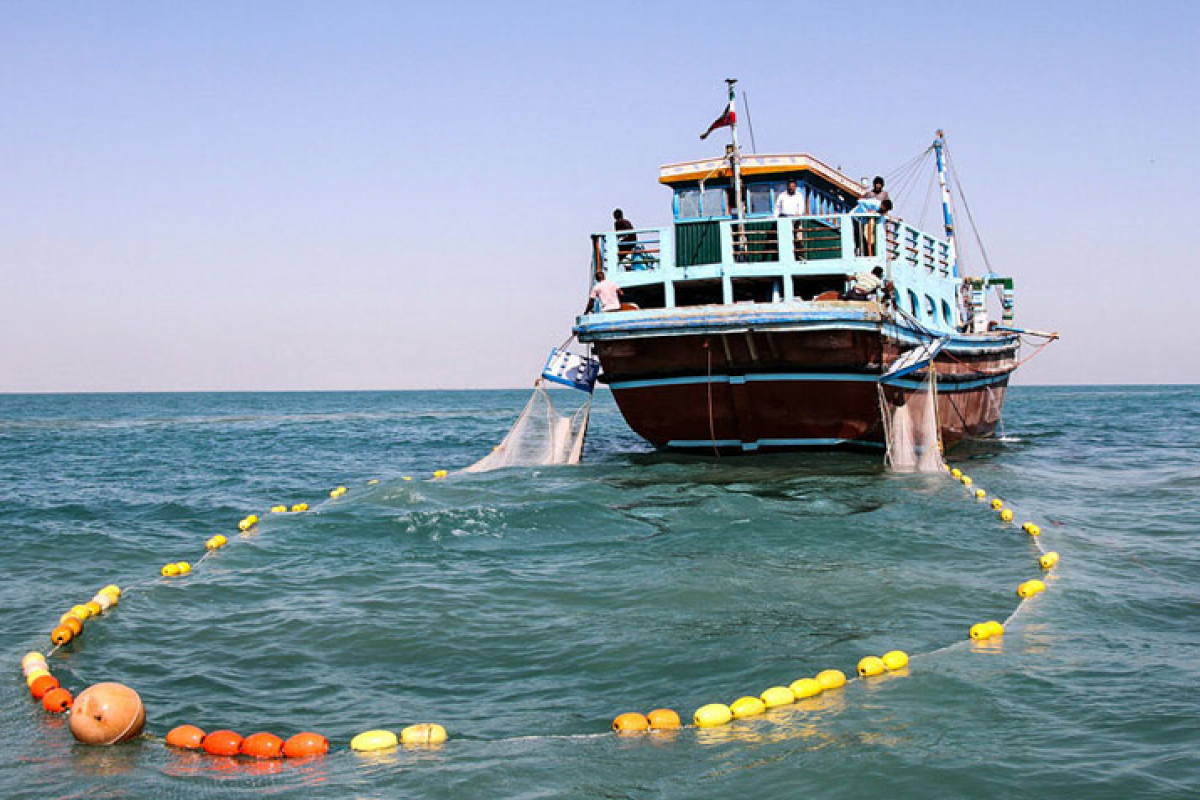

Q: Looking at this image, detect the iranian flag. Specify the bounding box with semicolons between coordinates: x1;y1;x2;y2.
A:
700;98;736;140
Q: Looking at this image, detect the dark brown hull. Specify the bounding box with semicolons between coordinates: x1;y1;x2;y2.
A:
579;308;1018;453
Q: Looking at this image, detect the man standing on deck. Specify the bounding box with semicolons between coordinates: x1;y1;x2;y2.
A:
857;176;893;257
613;209;637;263
774;178;806;259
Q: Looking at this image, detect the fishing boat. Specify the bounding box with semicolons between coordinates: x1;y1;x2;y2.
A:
574;80;1052;455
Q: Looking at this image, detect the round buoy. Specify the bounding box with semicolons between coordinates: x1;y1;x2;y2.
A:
69;683;145;745
950;468;962;478
961;476;973;487
61;616;84;637
176;562;192;575
969;623;990;640
611;713;650;733
70;604;92;620
990;498;1004;510
291;503;309;512
93;594;113;611
789;678;822;699
983;620;1005;637
646;708;681;730
881;650;909;671
270;505;288;513
815;669;847;690
730;696;766;718
25;668;51;687
241;732;284;759
1001;509;1014;522
42;687;73;713
693;703;733;728
84;600;103;617
1018;580;1045;598
282;731;328;758
203;730;243;756
1040;551;1060;569
101;584;121;598
50;626;73;646
29;674;60;700
760;686;795;708
165;724;206;749
22;651;47;670
350;729;397;752
400;723;448;745
161;563;180;577
974;489;986;500
857;656;885;678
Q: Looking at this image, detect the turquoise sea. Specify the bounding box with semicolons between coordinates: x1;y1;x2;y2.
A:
1;386;1197;799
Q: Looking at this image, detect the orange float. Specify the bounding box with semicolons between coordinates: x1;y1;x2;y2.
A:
42;687;73;713
50;626;73;646
69;683;146;745
241;732;284;759
84;601;103;617
61;616;84;636
29;674;60;700
282;731;329;758
165;724;207;749
612;712;650;733
203;730;243;756
646;708;681;730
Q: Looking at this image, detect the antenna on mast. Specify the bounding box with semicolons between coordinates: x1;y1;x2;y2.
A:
741;90;758;153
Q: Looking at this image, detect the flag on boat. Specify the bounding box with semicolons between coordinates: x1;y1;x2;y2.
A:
541;348;601;392
699;99;736;140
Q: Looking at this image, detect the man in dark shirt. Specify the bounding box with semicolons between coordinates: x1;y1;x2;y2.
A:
613;208;636;261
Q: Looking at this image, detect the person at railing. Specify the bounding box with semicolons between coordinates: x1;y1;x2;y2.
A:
613;208;637;260
854;176;893;256
774;178;806;260
584;270;624;313
843;266;886;301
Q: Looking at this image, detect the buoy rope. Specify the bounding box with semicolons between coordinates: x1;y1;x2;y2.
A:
22;462;1059;752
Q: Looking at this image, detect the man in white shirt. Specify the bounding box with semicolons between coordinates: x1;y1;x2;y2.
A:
774;178;806;259
774;179;805;217
844;266;886;301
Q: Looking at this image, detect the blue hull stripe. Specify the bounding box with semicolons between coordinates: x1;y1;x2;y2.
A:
666;438;887;450
610;372;1010;392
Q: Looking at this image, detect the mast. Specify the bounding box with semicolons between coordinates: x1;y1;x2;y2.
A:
933;129;958;277
726;78;744;220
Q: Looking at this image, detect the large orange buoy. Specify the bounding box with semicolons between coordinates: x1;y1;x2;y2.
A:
646;708;681;730
61;616;84;637
612;712;650;733
282;732;329;758
240;732;284;759
165;724;206;749
69;683;146;745
29;674;60;700
50;626;74;646
42;687;73;713
203;730;243;756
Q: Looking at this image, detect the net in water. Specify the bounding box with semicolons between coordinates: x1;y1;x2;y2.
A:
464;381;591;472
879;370;943;473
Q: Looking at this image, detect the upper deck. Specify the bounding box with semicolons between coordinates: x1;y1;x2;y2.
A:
582;152;1013;337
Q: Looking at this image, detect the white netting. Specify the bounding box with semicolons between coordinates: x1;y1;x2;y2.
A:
464;382;591;473
879;370;943;473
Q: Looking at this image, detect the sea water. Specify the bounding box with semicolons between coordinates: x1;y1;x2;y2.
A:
0;387;1197;799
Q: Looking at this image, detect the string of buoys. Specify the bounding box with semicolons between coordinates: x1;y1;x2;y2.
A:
21;460;1061;759
19;473;454;762
609;461;1061;738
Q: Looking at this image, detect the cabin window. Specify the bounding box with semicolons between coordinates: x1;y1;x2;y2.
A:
924;295;936;319
701;186;728;217
941;300;953;325
908;290;919;316
747;183;776;216
676;188;701;219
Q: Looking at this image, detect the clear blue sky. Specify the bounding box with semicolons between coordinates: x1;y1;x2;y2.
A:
2;0;1196;391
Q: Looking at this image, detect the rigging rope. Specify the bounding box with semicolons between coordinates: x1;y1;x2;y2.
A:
944;142;996;275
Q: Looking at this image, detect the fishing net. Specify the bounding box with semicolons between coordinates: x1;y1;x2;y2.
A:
464;381;592;473
879;370;943;473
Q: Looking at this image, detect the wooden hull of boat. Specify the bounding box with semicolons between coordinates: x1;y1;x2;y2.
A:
582;312;1017;453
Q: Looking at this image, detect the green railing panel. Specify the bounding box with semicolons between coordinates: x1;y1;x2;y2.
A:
675;221;721;267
